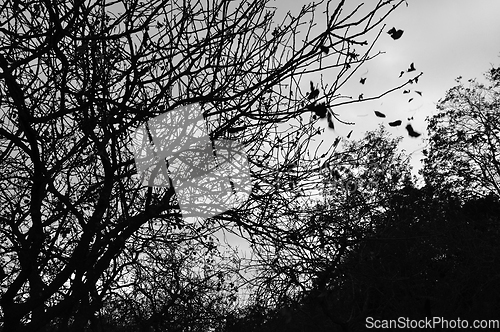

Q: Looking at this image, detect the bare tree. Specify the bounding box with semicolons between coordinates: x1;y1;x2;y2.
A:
240;126;414;322
0;0;414;330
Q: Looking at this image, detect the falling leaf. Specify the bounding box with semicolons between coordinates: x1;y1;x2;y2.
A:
327;111;334;130
308;81;320;100
328;119;334;129
308;102;328;118
415;90;422;96
388;120;402;127
374;110;386;118
399;71;405;78
346;130;353;139
407;63;416;72
360;77;366;84
333;136;341;148
308;89;319;100
408;98;413;103
405;124;421;138
403;90;410;94
387;27;404;40
320;45;329;54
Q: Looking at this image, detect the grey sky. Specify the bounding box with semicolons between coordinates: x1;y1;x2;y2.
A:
272;0;500;182
221;0;500;268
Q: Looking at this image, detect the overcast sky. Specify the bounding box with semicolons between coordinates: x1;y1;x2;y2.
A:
222;0;500;264
271;0;500;183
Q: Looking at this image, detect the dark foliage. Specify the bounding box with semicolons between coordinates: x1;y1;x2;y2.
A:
225;186;500;331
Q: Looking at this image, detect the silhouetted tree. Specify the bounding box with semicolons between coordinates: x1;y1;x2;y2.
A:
231;186;500;331
335;187;500;325
228;126;415;331
0;0;413;330
421;66;500;200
